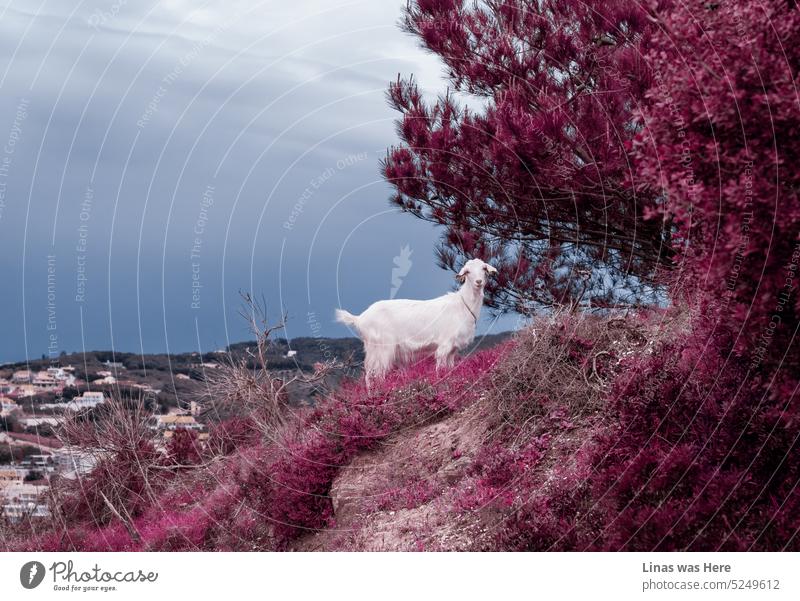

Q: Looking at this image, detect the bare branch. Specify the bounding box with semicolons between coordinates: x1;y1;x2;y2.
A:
99;491;141;543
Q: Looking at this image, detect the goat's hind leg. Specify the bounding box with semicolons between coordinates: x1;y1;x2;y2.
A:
364;342;394;389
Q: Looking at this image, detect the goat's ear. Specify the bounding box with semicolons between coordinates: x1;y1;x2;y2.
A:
486;263;498;275
455;265;468;283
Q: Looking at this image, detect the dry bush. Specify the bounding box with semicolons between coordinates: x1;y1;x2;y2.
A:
201;354;292;436
57;396;153;453
487;311;655;440
201;292;348;437
52;398;163;541
0;503;50;551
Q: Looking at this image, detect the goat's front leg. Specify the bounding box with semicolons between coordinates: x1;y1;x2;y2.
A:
435;344;456;371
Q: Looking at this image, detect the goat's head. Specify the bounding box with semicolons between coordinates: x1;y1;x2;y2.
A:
456;258;498;291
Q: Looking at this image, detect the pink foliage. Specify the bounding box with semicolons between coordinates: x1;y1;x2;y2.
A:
166;428;203;466
577;0;800;551
384;0;673;311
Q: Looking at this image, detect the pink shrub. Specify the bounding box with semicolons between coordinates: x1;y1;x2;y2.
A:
581;0;800;552
166;428;203;466
582;331;800;551
205;416;261;456
55;438;165;527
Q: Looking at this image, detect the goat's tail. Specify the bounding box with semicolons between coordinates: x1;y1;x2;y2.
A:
335;309;360;330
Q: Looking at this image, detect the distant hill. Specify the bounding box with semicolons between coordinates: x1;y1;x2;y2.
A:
0;332;515;411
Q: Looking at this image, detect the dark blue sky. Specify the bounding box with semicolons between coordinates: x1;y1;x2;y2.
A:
0;0;517;363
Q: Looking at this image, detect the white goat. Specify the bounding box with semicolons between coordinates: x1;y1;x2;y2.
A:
335;258;497;386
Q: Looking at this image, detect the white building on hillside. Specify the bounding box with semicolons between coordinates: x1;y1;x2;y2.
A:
0;397;18;416
1;483;50;522
46;367;75;386
11;370;32;383
15;385;38;397
19;417;61;429
52;446;96;478
149;414;207;441
32;371;60;389
0;467;25;487
65;391;105;410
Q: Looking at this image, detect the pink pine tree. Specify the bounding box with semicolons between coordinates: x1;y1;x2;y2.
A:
384;0;674;311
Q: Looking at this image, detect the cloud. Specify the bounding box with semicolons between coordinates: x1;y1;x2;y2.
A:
0;0;515;362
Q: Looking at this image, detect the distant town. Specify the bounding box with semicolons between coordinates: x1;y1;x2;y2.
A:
0;358;210;523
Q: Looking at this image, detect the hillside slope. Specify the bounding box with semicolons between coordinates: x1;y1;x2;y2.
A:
7;310;797;552
2;315;633;551
291;315;647;551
